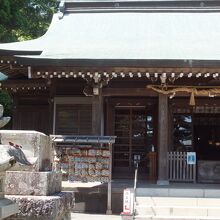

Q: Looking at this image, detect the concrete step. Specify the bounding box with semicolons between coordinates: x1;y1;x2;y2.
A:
136;205;220;216
135;197;220;220
135;215;220;220
136;188;220;198
136;197;220;207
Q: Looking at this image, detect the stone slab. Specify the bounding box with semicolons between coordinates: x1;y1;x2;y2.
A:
0;198;19;219
198;160;220;183
168;189;204;198
5;171;62;196
0;130;52;171
171;207;207;217
5;192;74;220
137;188;169;197
204;189;220;198
198;198;220;207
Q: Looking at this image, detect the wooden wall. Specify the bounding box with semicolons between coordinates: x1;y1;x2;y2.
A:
12;93;50;135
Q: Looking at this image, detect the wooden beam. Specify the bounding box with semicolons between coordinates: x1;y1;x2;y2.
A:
102;88;157;96
29;66;220;74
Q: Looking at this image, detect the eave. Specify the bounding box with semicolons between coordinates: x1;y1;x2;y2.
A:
14;57;220;68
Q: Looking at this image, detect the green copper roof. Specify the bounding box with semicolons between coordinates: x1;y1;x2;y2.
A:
0;72;8;81
17;12;220;60
1;3;220;67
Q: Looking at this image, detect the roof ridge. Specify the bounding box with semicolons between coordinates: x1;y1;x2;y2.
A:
58;0;220;12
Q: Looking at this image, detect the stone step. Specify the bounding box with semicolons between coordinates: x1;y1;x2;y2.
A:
136;188;220;198
136;197;220;207
136;205;220;217
135;197;220;220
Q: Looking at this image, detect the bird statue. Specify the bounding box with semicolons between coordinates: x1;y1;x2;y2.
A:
7;142;32;166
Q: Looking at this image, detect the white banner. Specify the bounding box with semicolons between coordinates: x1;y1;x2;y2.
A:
123;188;132;214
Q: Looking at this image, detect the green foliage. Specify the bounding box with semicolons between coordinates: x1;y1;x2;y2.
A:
0;91;12;116
0;0;58;43
0;1;58;119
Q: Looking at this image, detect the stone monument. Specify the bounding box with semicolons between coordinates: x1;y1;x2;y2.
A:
0;106;74;220
0;104;19;219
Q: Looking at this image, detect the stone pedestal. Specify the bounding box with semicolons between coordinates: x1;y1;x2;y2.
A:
0;106;19;219
5;192;74;220
0;130;74;220
4;172;73;220
5;171;62;196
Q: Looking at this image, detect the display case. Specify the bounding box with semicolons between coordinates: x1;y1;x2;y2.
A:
51;135;116;183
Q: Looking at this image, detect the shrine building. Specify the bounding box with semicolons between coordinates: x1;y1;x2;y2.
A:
1;0;220;184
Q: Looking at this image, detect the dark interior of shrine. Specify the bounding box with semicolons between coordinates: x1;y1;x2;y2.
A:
194;114;220;161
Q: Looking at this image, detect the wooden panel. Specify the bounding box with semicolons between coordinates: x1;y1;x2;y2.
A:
197;160;220;183
55;78;86;96
55;104;92;135
13;105;50;134
147;152;157;181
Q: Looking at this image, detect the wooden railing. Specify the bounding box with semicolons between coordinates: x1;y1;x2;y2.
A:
167;151;196;183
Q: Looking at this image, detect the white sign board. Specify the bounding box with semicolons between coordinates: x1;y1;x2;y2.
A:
123;188;134;214
187;152;196;165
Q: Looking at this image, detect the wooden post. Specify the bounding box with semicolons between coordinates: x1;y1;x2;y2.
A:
106;143;112;215
157;94;169;185
92;88;103;135
106;98;114;136
49;79;56;134
12;94;18;129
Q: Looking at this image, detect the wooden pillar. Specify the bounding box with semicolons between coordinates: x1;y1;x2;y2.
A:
12;94;18;130
106;98;114;136
92;88;104;135
157;94;169;185
106;143;113;215
49;79;56;134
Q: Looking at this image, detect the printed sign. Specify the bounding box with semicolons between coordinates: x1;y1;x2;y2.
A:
187;152;196;165
123;188;133;214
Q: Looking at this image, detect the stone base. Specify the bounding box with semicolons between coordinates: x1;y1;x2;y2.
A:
5;171;62;196
120;213;133;220
5;192;74;220
157;180;169;185
0;172;5;196
0;198;19;219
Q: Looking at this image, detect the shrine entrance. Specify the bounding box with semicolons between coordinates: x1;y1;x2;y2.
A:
107;98;157;179
194;114;220;161
171;101;220;183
